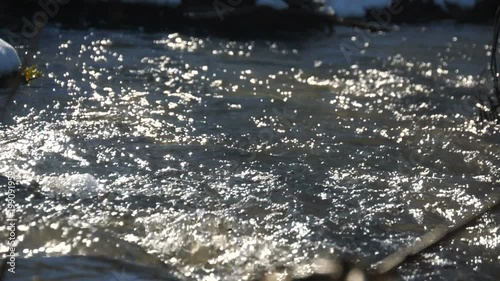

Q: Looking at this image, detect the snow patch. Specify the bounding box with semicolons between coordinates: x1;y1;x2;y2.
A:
323;0;477;17
0;38;21;76
323;0;391;17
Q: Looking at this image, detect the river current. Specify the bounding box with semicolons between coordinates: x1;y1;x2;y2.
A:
0;23;499;280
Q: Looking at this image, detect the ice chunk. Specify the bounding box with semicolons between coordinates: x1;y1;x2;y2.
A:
0;38;21;76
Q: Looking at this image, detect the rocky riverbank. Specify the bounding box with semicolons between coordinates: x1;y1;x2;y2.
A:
0;0;497;37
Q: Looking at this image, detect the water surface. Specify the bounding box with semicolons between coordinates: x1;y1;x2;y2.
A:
0;23;499;281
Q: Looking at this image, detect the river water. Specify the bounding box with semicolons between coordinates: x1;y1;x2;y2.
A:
0;23;499;281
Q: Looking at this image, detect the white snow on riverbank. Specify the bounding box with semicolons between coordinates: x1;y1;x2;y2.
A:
117;0;479;17
0;38;21;75
324;0;390;17
323;0;477;17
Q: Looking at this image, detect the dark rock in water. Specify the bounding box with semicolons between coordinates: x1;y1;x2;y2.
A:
185;7;335;38
0;71;21;89
285;0;322;11
445;0;498;23
0;174;43;201
184;0;257;10
0;0;335;37
0;175;31;191
366;0;449;23
1;0;182;31
366;0;497;24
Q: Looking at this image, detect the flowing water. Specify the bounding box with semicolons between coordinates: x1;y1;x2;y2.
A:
0;23;499;281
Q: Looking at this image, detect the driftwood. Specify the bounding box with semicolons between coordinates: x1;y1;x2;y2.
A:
371;192;500;274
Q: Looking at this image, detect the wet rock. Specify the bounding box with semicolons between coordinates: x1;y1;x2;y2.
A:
445;0;498;23
0;0;335;38
285;0;322;12
184;0;257;11
366;0;449;24
366;0;497;24
0;71;22;89
0;174;43;200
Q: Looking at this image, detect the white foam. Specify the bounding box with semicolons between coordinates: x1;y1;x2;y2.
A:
0;38;21;76
40;173;101;197
256;0;288;9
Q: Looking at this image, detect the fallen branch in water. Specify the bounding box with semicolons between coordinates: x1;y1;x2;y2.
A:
478;6;500;123
371;192;500;274
374;12;500;272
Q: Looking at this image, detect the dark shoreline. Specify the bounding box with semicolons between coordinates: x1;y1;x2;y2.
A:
0;0;498;39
